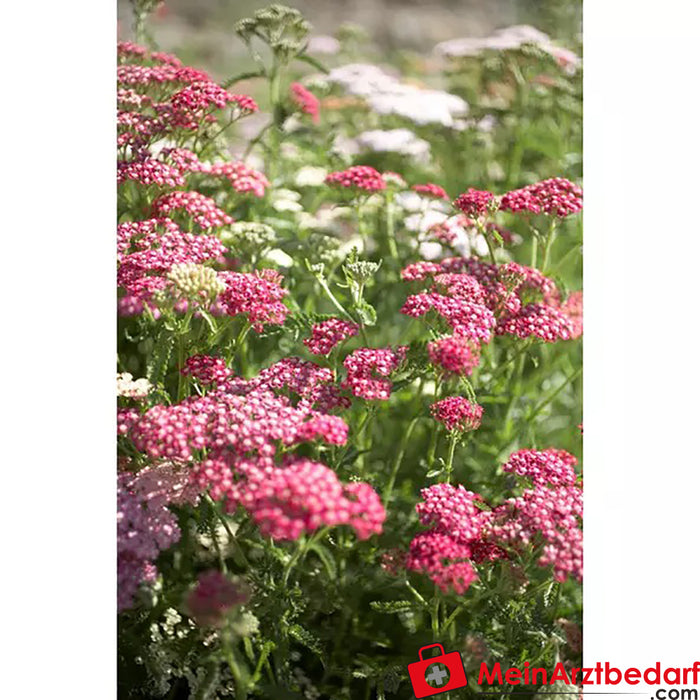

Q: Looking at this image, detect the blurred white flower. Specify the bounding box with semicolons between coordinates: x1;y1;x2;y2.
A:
434;25;580;75
404;210;449;234
355;128;431;162
307;35;340;54
271;188;303;212
338;235;365;257
117;372;152;399
298;205;352;233
266;248;294;267
331;134;361;158
418;241;444;260
368;86;468;127
294;166;328;187
327;63;468;128
395;191;450;215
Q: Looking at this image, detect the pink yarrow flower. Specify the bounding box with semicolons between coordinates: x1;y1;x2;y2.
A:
151;190;234;230
343;347;407;400
500;177;582;217
304;318;359;355
186;571;250;626
180;355;232;385
245;458;385;541
412;183;449;200
326;165;387;193
290;82;320;123
453;188;496;217
428;335;481;376
431;396;483;432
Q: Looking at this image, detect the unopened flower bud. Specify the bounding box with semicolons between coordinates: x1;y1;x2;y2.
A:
167;263;225;304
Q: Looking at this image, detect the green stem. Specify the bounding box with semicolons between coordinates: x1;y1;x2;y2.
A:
527;367;582;423
383;415;419;503
405;581;428;607
445;433;458;484
224;643;247;700
431;596;440;640
481;223;498;265
176;310;194;401
313;275;356;324
542;218;558;274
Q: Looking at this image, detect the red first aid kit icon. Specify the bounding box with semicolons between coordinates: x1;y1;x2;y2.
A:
407;643;468;698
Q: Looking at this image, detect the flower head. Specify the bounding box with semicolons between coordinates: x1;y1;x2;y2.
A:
326;165;387;193
500;178;582;217
186;571;250;626
428;335;481;376
454;188;496;217
412;183;449;200
180;355;233;385
304;318;360;355
343;347;407;400
431;396;483;432
290;82;320;123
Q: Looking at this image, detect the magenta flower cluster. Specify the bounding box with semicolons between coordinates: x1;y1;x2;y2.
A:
325;165;387;193
303;317;360;355
399;448;582;593
342;347;407;400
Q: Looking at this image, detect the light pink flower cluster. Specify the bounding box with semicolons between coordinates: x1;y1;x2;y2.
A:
501;448;578;487
343;347;407;400
406;531;478;594
117;44;258;151
556;290;582;339
180;355;232;385
217;269;289;331
117;463;199;611
186;571;250;626
249;357;351;412
412;183;449;200
246;458;385;540
500;177;582;217
401;293;496;343
207;161;270;197
487;483;583;582
151;191;233;230
453;188;496;217
401;261;443;281
158;149;269;197
117;157;185;187
496;302;574;342
453;178;582;218
326;165;387;193
117;64;211;87
118;41;183;68
303;317;359;355
428;336;481;376
416;483;492;541
400;449;582;591
118;41;149;61
170;80;258;114
431;396;483;432
401;256;580;342
122;361;385;543
290;82;320;123
117;218;227;314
